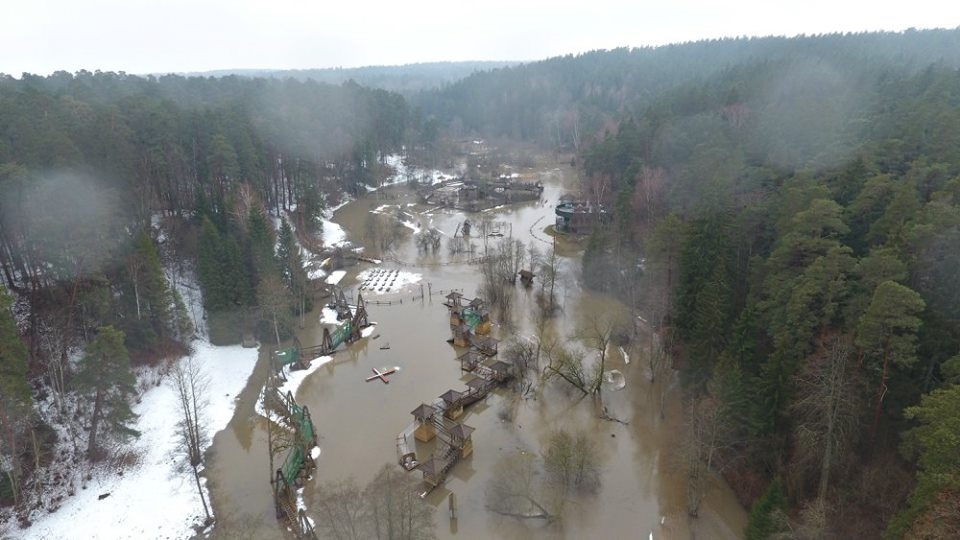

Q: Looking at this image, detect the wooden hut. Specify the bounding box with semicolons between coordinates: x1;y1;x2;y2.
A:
451;323;471;348
440;389;464;420
518;269;534;287
471;335;499;357
412;403;437;442
420;457;442;487
448;423;475;459
463;377;489;406
459;350;483;372
444;291;464;310
489;360;513;382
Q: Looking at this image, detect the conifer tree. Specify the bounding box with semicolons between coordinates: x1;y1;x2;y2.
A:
75;326;138;460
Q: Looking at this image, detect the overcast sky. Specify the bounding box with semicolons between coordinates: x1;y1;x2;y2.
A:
3;0;958;76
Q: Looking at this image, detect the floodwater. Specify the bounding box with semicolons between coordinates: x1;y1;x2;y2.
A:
205;157;747;539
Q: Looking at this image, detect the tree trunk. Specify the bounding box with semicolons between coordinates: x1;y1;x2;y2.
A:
87;388;103;460
193;464;212;521
272;312;281;345
133;276;141;320
872;344;890;440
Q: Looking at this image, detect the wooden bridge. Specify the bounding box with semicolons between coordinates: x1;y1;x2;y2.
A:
262;373;319;539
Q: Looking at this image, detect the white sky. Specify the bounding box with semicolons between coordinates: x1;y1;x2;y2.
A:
2;0;958;76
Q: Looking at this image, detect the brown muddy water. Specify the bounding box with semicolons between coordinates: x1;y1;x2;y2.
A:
205;159;747;539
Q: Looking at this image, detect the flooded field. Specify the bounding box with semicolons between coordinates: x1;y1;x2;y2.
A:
205;157;747;539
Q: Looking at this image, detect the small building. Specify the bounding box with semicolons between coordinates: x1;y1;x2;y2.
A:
448;423;475;459
459;350;483;372
471;335;499;357
412;403;437;442
518;269;535;287
420;457;443;487
440;389;464;420
488;360;513;382
444;291;464;310
555;200;610;235
451;323;471;348
462;377;490;406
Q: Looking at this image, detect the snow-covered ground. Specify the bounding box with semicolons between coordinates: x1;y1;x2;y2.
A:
379;154;457;188
357;268;422;294
325;270;346;285
13;341;258;540
319;199;350;248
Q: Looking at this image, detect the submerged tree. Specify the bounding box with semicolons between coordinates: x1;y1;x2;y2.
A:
313;464;434;540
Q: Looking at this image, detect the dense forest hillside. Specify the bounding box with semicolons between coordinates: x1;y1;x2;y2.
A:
420;30;960;149
564;31;960;538
2;29;959;538
187;61;519;93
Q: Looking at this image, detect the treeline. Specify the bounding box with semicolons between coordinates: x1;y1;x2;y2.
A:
573;45;960;537
194;61;519;94
419;29;960;149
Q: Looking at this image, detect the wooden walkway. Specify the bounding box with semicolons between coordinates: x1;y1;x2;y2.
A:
394;345;513;495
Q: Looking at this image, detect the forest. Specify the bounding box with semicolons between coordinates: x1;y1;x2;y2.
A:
2;28;960;538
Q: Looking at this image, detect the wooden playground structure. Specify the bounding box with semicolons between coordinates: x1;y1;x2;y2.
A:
263;372;320;539
262;286;372;538
394;293;513;496
271;287;370;374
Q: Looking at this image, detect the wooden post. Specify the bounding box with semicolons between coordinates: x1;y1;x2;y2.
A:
448;492;456;519
428;282;432;297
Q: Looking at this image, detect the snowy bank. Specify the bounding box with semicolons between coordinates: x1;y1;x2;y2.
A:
254;355;333;422
16;341;258;540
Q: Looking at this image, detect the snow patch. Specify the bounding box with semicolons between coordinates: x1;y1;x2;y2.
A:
18;341;258;540
254;355;333;421
325;270;346;285
619;346;630;365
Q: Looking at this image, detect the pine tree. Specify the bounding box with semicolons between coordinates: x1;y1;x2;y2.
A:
75;326;138;460
855;281;926;435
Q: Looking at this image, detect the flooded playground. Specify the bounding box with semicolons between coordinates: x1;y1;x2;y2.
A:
203;158;747;539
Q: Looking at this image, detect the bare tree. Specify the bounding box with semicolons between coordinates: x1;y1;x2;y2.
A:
538;237;561;316
681;392;732;517
791;336;860;502
415;228;443;254
486;452;559;521
257;273;293;345
168;355;213;524
314;479;368;540
543;430;600;494
365;464;435;540
770;498;828;540
543;344;595;396
0;397;30;508
364;213;402;255
502;338;537;397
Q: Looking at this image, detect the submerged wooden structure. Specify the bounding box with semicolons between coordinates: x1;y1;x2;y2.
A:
263;373;319;539
419;177;544;212
271;289;370;373
394;335;514;495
